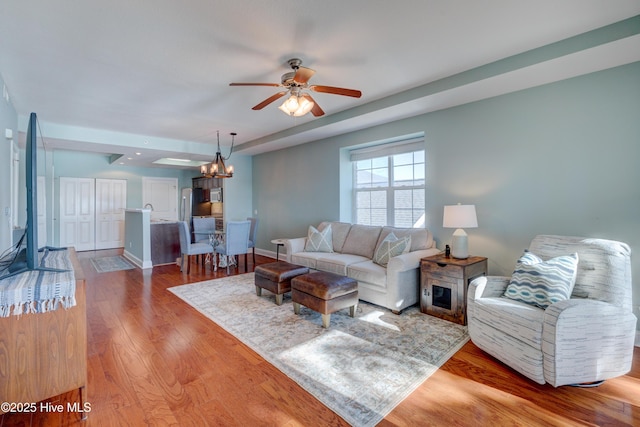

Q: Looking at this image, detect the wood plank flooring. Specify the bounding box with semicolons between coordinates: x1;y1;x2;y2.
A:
2;249;639;426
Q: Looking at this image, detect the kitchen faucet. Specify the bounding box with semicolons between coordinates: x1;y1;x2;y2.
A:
144;203;154;211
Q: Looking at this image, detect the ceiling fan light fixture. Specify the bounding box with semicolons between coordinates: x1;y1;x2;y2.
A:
280;94;299;112
294;97;314;116
230;58;359;118
278;93;315;117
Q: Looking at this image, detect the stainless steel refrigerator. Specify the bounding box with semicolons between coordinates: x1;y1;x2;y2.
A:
180;188;193;225
180;187;214;226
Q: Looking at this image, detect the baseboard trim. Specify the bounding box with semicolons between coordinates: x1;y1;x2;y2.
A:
123;250;152;270
255;248;277;260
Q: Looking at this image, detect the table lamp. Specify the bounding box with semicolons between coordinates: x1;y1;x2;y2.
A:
443;204;478;259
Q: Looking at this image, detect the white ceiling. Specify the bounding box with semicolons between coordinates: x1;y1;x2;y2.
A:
1;1;639;168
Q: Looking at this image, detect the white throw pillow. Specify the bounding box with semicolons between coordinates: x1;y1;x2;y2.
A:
503;250;579;309
304;224;333;253
373;233;411;267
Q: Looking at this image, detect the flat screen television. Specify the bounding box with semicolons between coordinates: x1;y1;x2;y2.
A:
1;112;67;279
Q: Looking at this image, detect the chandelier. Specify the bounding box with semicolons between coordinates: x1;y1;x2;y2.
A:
278;87;315;117
200;131;236;178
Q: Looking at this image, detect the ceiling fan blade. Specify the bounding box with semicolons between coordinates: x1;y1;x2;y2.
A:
310;85;362;98
229;82;281;87
252;91;288;110
302;94;325;117
293;66;315;84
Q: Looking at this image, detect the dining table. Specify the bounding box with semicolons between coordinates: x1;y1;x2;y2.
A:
208;230;236;271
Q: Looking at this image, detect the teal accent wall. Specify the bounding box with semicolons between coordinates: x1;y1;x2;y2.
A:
124;210;150;267
422;61;640;274
252;61;640;321
0;75;17;250
221;154;253;221
252;136;343;246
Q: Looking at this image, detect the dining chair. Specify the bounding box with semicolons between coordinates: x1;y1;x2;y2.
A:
178;221;214;274
215;220;251;275
193;217;217;243
246;217;259;267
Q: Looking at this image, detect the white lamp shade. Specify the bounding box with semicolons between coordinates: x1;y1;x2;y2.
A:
443;204;477;259
443;204;478;229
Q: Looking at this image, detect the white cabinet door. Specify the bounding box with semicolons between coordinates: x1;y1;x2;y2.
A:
142;177;178;221
95;179;127;250
59;177;95;251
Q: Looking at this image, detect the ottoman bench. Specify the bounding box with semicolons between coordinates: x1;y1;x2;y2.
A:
254;261;309;305
291;271;358;328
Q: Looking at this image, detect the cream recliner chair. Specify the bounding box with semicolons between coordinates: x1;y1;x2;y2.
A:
467;235;636;387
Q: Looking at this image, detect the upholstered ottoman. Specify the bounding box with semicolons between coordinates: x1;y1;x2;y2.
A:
254;261;309;305
291;271;358;328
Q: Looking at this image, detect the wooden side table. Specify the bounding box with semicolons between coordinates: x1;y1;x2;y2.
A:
420;253;487;325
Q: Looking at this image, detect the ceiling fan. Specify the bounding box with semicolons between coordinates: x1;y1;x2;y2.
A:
229;58;362;117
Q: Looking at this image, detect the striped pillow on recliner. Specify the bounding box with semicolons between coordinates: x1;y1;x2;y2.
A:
503;250;578;309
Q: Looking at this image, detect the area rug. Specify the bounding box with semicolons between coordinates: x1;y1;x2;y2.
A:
169;273;468;426
90;255;136;273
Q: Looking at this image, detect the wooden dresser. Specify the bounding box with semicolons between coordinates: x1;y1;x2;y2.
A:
0;249;87;418
420;253;487;325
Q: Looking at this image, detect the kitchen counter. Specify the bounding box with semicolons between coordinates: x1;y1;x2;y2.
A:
150;222;180;265
124;209;152;269
124;210;180;269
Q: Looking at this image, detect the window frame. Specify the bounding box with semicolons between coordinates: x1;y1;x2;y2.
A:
351;139;425;228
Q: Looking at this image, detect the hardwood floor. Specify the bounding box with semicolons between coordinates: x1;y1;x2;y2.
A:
2;249;639;426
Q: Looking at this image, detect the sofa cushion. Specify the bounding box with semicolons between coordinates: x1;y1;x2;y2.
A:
341;224;382;258
316;253;371;275
319;221;352;253
347;260;387;288
373;233;411;267
291;251;324;269
504;251;579;309
377;226;432;252
472;296;545;348
304;225;333;253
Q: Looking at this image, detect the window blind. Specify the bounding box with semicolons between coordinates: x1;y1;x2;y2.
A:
349;137;425;161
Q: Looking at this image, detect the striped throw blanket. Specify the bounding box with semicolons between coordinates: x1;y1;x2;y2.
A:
0;248;76;317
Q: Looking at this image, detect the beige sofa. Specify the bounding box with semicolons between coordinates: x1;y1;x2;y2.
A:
284;221;440;313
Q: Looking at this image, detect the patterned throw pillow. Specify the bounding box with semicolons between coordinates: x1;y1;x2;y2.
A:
304;224;333;252
373;233;411;267
504;250;579;309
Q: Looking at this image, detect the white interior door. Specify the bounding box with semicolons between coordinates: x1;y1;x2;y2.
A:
142;177;178;221
95;178;127;250
59;177;95;251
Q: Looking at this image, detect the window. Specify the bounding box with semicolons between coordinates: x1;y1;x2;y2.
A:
352;139;425;228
